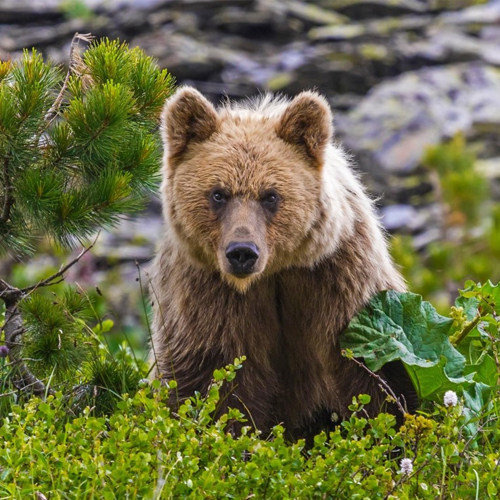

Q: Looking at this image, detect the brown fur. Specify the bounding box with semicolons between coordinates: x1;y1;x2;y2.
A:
150;87;417;438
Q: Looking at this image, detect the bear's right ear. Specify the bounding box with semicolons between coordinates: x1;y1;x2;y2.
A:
161;87;219;162
276;91;333;167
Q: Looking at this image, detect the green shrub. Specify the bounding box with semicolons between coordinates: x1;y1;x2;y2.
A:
0;359;499;499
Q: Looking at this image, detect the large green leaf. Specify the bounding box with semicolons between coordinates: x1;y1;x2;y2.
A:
341;290;466;400
405;357;474;400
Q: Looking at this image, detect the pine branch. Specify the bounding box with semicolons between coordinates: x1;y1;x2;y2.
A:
1;234;99;397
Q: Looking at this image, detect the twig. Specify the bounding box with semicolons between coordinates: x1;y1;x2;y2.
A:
343;351;406;415
44;33;94;124
21;232;99;294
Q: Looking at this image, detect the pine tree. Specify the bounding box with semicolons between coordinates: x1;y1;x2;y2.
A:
0;34;174;405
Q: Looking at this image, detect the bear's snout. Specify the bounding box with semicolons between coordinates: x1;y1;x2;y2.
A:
225;242;260;276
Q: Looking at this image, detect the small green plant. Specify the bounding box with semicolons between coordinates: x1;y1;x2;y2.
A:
0;358;499;499
59;0;94;21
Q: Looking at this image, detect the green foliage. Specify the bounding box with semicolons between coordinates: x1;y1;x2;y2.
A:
0;40;174;256
424;134;488;225
391;135;500;311
342;290;463;400
0;286;148;419
342;281;500;439
2;38;500;500
59;0;94;21
0;37;172;420
1;360;500;499
19;289;91;382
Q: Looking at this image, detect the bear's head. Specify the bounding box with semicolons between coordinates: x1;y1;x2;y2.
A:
161;87;342;292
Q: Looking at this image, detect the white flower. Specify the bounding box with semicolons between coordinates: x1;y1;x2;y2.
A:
138;378;150;387
400;458;413;475
443;390;458;407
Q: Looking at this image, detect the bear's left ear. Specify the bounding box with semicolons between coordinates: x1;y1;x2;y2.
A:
276;91;333;166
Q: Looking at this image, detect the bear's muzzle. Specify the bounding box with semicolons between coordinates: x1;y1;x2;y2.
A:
225;241;260;276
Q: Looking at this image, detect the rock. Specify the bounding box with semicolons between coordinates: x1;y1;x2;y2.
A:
412;227;442;249
281;1;349;27
310;24;366;41
380;204;420;232
438;1;500;29
318;0;428;19
337;64;500;177
400;29;500;66
0;19;90;52
0;0;62;24
131;32;238;82
310;15;431;41
212;9;278;37
476;157;500;180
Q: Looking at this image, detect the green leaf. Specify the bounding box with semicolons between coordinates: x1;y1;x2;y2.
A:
341;290;466;400
463;354;497;386
93;319;114;335
405;356;472;400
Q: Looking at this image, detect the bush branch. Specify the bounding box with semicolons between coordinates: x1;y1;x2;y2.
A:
343;350;407;415
1;156;13;224
21;233;98;294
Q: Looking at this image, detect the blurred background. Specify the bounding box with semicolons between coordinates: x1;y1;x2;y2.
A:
1;0;500;354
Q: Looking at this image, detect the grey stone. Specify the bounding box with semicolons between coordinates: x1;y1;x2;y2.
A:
399;29;500;66
337;64;500;175
438;1;500;28
318;0;428;19
310;15;432;41
380;204;419;231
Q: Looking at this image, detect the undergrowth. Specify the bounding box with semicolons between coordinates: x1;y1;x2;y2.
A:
0;361;499;500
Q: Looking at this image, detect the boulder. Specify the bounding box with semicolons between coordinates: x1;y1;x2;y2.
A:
337;63;500;178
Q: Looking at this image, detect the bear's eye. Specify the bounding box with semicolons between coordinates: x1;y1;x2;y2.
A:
260;190;280;213
211;189;228;206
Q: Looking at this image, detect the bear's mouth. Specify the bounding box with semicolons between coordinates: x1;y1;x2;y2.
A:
231;271;255;279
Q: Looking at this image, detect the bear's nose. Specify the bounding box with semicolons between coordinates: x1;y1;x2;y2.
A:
226;242;260;275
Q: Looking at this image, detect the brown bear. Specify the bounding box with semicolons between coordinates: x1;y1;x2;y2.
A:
149;87;417;438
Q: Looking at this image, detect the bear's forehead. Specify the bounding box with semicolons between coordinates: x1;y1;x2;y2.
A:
193;130;307;188
175;114;320;196
208;115;302;165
